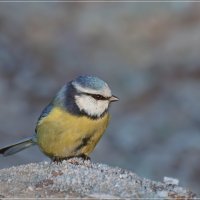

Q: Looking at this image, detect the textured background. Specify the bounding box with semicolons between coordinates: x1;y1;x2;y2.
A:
0;2;200;194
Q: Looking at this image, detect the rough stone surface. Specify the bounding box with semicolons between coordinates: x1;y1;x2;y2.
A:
0;158;196;199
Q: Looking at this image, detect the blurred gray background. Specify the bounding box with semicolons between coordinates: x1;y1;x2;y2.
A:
0;2;200;194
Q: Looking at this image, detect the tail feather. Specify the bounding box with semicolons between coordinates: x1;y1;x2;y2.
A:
0;137;36;156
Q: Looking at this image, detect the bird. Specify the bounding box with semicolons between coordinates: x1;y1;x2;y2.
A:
0;75;118;161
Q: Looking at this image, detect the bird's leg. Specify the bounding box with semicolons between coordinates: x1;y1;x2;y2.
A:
51;157;64;163
79;154;91;161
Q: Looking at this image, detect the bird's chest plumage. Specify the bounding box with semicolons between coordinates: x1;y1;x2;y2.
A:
36;107;110;158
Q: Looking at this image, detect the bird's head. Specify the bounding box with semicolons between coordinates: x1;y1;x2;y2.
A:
71;75;118;118
55;75;118;119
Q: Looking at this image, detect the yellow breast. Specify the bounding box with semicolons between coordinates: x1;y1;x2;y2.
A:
36;107;110;158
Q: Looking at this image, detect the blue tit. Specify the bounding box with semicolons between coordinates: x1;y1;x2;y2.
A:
0;75;118;161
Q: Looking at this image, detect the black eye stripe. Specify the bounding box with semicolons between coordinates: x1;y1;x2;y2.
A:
92;94;106;100
83;93;110;100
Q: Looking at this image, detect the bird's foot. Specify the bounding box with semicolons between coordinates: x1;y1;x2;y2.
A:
67;154;91;165
79;154;91;161
51;157;64;164
51;155;91;166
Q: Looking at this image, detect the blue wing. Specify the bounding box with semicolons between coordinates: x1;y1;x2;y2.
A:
35;103;53;133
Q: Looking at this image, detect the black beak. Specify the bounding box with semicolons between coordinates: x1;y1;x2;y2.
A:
109;95;119;102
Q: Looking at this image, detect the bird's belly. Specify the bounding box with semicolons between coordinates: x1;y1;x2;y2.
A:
36;107;109;158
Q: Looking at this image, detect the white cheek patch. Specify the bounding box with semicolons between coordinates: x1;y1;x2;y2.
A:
75;95;109;117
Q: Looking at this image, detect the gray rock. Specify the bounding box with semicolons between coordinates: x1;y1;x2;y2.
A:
0;158;196;198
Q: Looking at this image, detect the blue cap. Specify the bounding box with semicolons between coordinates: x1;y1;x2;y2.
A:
75;75;107;91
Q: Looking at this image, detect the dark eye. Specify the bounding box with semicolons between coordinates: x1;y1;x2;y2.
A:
83;92;108;100
92;94;105;100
